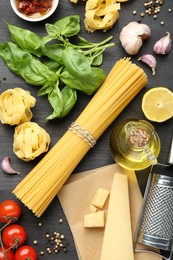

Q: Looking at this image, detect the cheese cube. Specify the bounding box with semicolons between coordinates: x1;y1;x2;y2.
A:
84;211;105;228
91;188;109;209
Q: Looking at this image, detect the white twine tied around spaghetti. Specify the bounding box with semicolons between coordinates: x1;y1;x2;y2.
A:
69;122;96;148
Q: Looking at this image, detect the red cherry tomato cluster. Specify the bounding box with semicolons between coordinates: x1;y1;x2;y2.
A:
0;200;37;260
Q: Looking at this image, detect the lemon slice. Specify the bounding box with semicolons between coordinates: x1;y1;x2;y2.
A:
142;87;173;122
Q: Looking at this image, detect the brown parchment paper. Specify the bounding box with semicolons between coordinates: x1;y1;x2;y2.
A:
58;164;162;260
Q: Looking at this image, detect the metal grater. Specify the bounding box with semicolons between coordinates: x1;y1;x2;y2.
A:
135;134;173;259
138;173;173;248
134;135;173;260
135;171;173;260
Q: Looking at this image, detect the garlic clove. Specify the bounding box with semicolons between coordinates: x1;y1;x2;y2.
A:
138;54;157;76
1;156;20;175
137;24;151;40
153;32;172;55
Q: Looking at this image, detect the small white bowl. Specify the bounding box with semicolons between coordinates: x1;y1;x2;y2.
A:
10;0;59;22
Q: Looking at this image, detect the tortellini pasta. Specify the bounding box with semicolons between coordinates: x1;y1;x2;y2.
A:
13;122;51;161
84;0;120;32
0;88;36;125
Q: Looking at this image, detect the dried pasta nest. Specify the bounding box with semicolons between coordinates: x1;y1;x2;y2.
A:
13;122;51;161
0;88;36;126
84;0;120;32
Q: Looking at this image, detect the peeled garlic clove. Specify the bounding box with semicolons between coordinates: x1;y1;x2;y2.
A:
138;54;157;76
153;32;172;55
1;156;20;175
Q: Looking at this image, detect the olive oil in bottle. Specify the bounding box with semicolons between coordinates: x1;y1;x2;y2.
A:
110;119;161;170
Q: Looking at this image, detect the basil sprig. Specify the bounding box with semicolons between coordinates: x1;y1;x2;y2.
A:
0;15;115;119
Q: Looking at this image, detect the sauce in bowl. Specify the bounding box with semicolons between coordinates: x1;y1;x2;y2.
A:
16;0;53;17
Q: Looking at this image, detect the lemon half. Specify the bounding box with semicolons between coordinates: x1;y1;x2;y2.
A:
142;87;173;122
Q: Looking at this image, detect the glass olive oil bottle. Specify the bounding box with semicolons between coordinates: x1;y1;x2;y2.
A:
110;119;161;170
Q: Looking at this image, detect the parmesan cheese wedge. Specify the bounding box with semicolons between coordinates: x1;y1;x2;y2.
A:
100;173;134;260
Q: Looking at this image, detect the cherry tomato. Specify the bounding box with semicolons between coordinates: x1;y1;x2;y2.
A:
14;245;37;260
0;247;14;260
2;224;27;248
0;200;21;223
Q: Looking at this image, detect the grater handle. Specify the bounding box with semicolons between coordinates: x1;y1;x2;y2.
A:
167;137;173;165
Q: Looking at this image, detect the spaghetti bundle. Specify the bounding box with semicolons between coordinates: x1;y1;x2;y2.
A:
13;58;148;217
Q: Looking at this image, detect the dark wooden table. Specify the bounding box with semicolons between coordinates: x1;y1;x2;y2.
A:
0;0;172;259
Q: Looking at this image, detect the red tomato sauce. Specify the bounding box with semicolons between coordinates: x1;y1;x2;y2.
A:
16;0;53;16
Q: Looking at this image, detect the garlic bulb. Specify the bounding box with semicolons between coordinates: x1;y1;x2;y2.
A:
153;32;172;55
119;22;151;55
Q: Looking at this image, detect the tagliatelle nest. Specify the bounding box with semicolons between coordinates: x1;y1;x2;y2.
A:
84;0;120;32
13;122;51;161
0;88;36;126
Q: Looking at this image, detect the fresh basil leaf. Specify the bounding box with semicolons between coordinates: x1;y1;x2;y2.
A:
87;51;103;66
6;22;43;57
37;82;55;96
41;43;64;64
0;42;58;87
47;85;77;119
45;23;61;39
43;60;61;72
60;67;106;95
47;84;64;119
54;15;80;37
63;46;92;78
58;86;77;118
20;58;58;86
